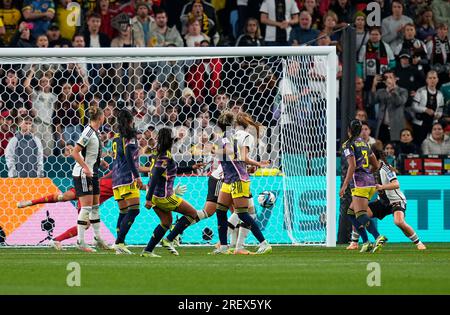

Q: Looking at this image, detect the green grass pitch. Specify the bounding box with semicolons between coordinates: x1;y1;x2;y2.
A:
1;243;450;295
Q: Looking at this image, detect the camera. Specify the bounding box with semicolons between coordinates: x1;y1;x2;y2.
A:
431;63;450;74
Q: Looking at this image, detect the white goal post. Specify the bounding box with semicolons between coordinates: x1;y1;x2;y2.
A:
0;46;336;247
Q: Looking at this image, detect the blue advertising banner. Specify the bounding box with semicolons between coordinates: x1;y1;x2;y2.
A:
97;176;450;244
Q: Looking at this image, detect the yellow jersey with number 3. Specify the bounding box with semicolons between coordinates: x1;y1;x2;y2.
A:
342;137;376;188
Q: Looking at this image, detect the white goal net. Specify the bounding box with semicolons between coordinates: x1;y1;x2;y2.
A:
0;47;336;247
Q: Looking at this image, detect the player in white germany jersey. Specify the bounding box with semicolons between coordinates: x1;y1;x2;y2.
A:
72;106;110;252
349;148;426;250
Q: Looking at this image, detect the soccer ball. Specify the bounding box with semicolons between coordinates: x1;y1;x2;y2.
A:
258;191;276;208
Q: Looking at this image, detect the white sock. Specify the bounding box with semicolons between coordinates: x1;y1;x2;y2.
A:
228;213;240;247
89;204;102;240
408;233;419;244
236;226;250;250
236;212;255;250
77;206;91;245
196;209;208;221
351;231;360;243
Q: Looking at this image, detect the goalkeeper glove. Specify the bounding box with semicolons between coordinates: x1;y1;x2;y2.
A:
174;184;187;196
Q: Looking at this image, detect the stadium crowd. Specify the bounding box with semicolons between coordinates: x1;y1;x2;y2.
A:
0;0;450;178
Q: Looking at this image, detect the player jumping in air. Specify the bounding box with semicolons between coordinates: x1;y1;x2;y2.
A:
340;119;387;253
111;110;143;255
141;127;207;258
347;148;426;250
212;111;271;255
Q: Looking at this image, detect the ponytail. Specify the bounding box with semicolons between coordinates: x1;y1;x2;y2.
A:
117;109;137;140
235;112;262;140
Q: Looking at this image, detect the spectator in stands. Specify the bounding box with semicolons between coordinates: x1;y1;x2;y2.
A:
321;10;340;45
53;80;88;149
381;0;414;50
137;131;151;155
154;45;186;97
193;111;215;141
355;11;369;57
357;27;396;92
83;12;110;47
235;17;264;47
395;50;426;108
71;33;85;47
96;0;115;41
47;23;71;47
148;80;169;125
355;77;369;112
5;116;44;178
180;0;217;32
24;66;57;156
384;142;398;168
148;9;183;47
431;0;450;28
415;6;436;43
355;108;369;122
36;34;49;48
183;17;210;47
396;128;421;156
421;121;450;154
426;23;450;87
230;97;245;114
56;0;78;42
0;111;14;157
144;124;157;150
111;22;141;93
111;23;133;47
11;22;36;47
0;0;22;46
330;0;356;29
370;70;408;143
301;0;322;30
181;0;219;45
410;70;445;145
0;69;30;116
22;0;56;39
178;87;200;129
393;23;428;70
260;0;299;46
209;89;230;123
131;1;154;47
103;100;116;131
186;42;222;103
360;120;377;146
173;125;191;155
132;86;153;132
289;11;319;46
162;105;181;129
